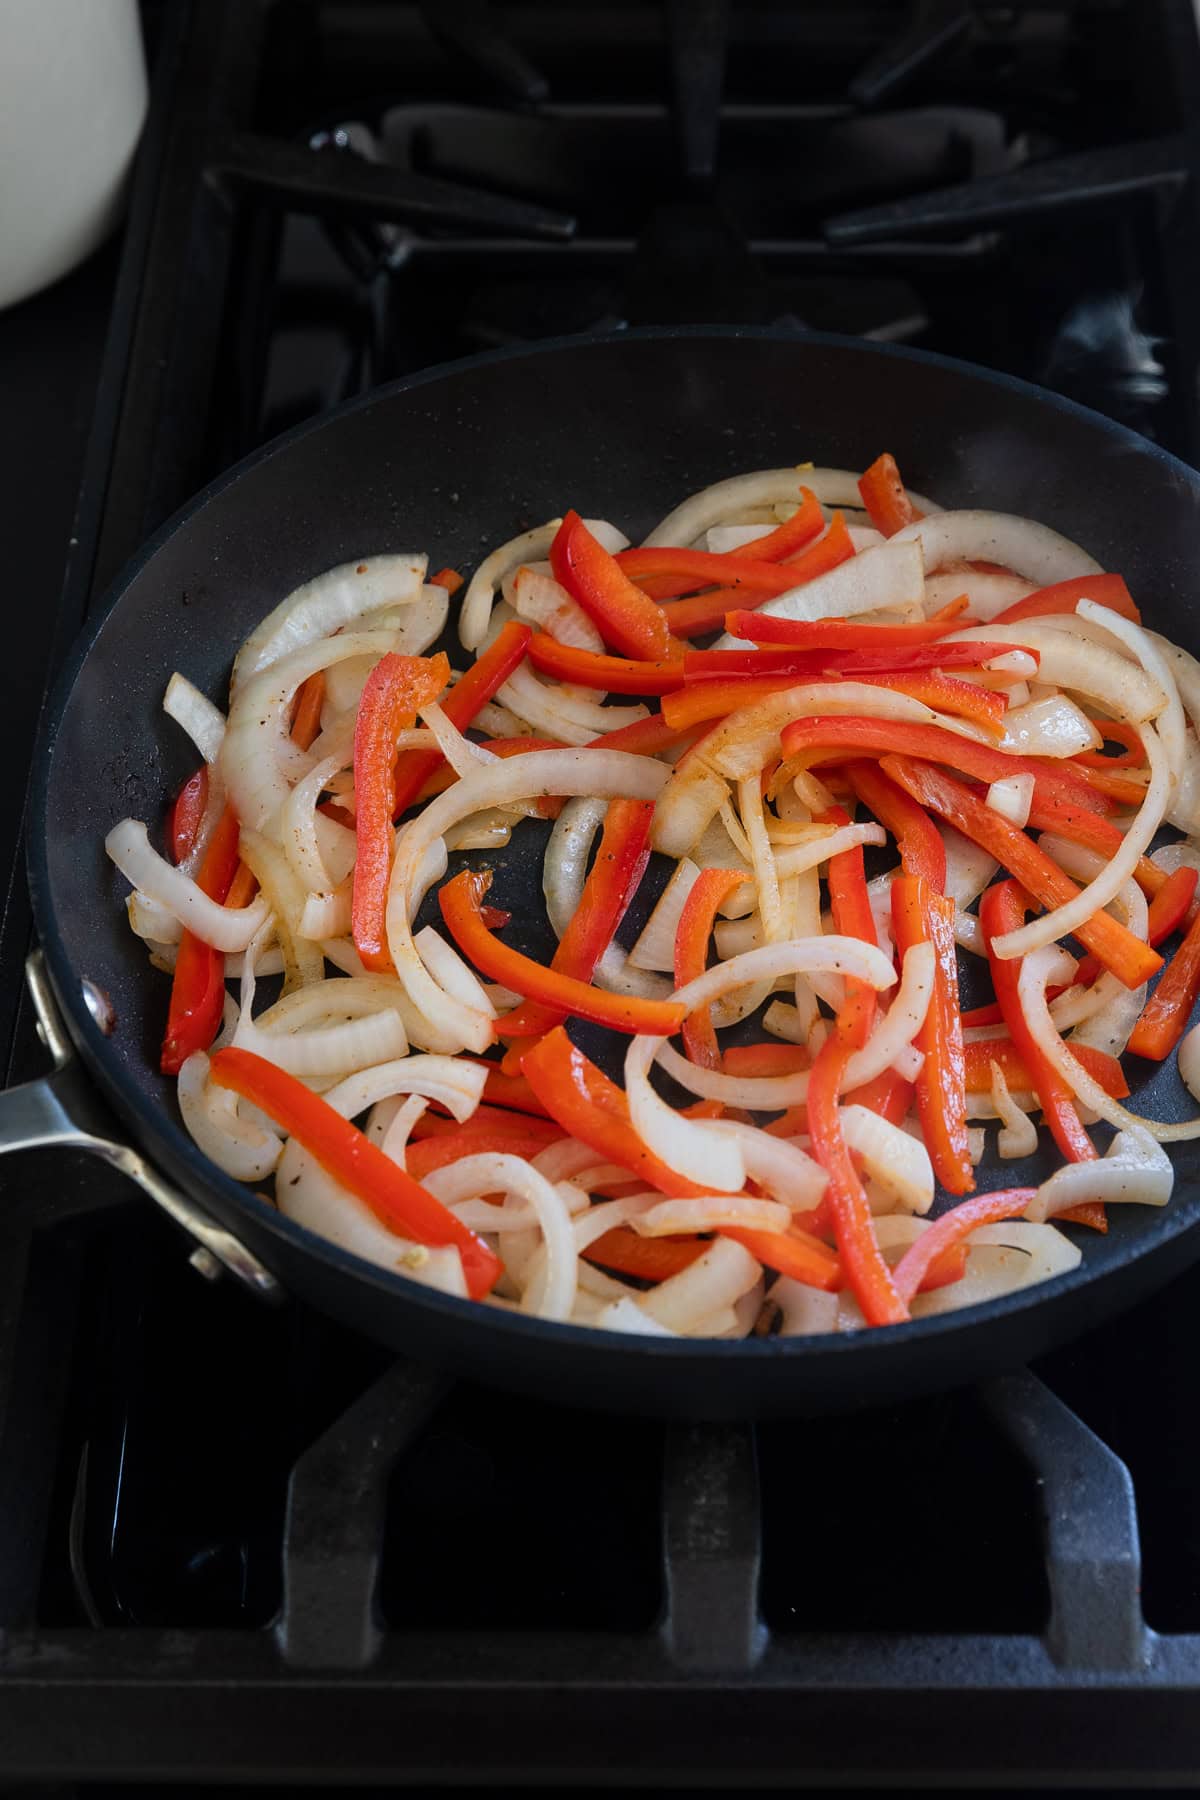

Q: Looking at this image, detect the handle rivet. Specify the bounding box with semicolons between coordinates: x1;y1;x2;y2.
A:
188;1246;222;1282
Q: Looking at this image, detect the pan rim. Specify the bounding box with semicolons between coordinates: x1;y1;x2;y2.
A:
26;322;1200;1365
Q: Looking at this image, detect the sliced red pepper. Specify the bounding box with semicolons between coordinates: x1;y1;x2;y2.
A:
1074;719;1145;768
520;1027;710;1196
891;875;973;1196
1126;898;1200;1060
391;620;532;820
725;594;969;647
710;485;824;564
550;511;680;661
992;573;1138;625
781;716;1106;820
722;1225;843;1291
617;545;830;601
290;671;326;751
584;1226;709;1281
844;759;946;889
429;566;464;595
527;635;686;694
683;639;1028;681
441;870;686;1037
455;1057;555;1119
864;670;1006;734
891;1189;1037;1304
409;1102;563;1144
209;1048;500;1298
721;1043;810;1077
1070;764;1152;807
1022;789;1165;899
857;452;922;536
661;674;803;731
962;1032;1128;1102
1147;866;1199;943
351;651;451;972
820;801;879;1046
807;1023;909;1326
170;766;209;864
674;868;749;1067
500;798;654;1039
160;803;244;1076
658;512;857;639
843;1067;913;1123
405;1126;566;1182
882;756;1162;991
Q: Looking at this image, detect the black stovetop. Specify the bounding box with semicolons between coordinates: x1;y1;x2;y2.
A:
6;0;1200;1785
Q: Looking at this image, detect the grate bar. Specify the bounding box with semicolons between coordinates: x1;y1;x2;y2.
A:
983;1371;1145;1672
661;1421;765;1672
276;1360;448;1668
849;0;973;110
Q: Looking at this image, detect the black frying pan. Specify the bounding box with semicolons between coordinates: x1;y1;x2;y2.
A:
11;327;1200;1419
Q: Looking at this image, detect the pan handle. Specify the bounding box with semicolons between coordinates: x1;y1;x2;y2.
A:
0;952;282;1303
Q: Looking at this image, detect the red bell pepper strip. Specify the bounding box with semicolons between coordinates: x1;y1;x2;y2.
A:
585;712;703;758
520;1027;710;1196
992;572;1139;625
711;484;825;564
454;1057;555;1119
1126;899;1200;1060
722;1225;843;1291
721;1043;810;1077
881;756;1162;991
499;799;654;1039
440;870;686;1037
661;674;803;731
807;1022;909;1326
616;545;830;600
725;593;969;646
658;512;857;638
1075;719;1144;768
1069;764;1154;808
782;716;1105;820
843;1067;913;1123
820;802;879;1045
866;670;1006;733
391;620;532;820
891;875;973;1196
429;566;464;594
585;1226;709;1281
683;639;1030;680
857;452;922;536
844;759;946;889
170;766;209;863
674;867;750;1067
405;1126;567;1182
160;804;244;1076
527;634;687;694
290;671;326;751
1022;789;1164;899
961;1033;1128;1102
550;511;680;661
408;1102;563;1144
351;651;451;973
1147;866;1199;942
891;1189;1037;1304
208;1048;501;1298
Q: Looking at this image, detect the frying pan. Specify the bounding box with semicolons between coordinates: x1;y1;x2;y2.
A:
8;326;1200;1420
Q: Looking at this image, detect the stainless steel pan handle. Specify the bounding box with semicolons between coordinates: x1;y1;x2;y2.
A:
0;951;281;1301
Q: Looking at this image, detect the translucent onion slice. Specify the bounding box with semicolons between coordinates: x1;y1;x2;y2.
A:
177;1051;282;1182
718;540;924;647
651;766;729;859
543;797;607;938
773;1277;840;1337
320;1054;487;1125
998;696;1101;759
322;587;450;715
239;827;325;992
386;749;670;1053
892;510;1101;584
508;564;604;651
644;467;939;548
723;822;884;919
424;1153;578;1321
924;568;1032;620
986;773;1035;828
633;1195;791;1236
498;661;649;744
1078;600;1186;793
707;1121;828;1208
235;1007;410;1078
635;1236;762;1332
840;1105;934;1212
459;517;628;650
163;672;226;762
232;554;427;690
128;890;182;945
946;623;1165;723
628;857;701;971
299;878;352;941
280;734;354;894
105;819;270;952
1024;1128;1174;1220
989;1061;1038;1159
703;681;943;784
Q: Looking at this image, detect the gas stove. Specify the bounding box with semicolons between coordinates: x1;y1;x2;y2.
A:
5;0;1200;1784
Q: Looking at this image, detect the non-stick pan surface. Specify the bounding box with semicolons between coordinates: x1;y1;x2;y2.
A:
27;327;1200;1417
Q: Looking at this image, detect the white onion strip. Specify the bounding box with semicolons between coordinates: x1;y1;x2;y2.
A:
105;820;269;952
164;673;226;762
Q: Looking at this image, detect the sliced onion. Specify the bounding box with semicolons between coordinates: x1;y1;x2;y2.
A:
459;517;627;650
1179;1024;1200;1102
840;1105;934;1212
633;1195;791;1236
105;819;270;952
232;555;427;690
320;1054;487;1124
236;1007;409;1078
986;773;1035;828
323;589;450;715
424;1153;578;1321
164;672;226;762
773;1277;839;1337
473;700;529;738
924;568;1032;620
238;827;324;992
543;797;606;937
737;774;783;941
947;623;1165;723
628;857;701;971
719;540;924;647
280;734;354;894
723;823;885;917
299;878;352;941
988;1061;1038;1159
635;1235;762;1332
386;749;669;1053
420;700;499;777
905;1222;1082;1318
509;564;604;651
413;924;497;1020
1078;600;1186;793
998;696;1101;759
128;890;182;945
650;765;728;859
704;681;942;783
498;660;649;744
705;522;774;552
1025;1128;1174;1220
892;510;1100;584
644;467;938;549
709;1121;828;1208
177;1051;282;1181
991;723;1168;961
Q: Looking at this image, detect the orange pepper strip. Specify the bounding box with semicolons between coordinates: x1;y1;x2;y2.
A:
842;1067;913;1122
1127;899;1200;1060
440;870;686;1038
1022;789;1165;899
892;1189;1038;1305
405;1126;567;1182
617;546;826;599
992;573;1138;625
722;1225;843;1290
882;756;1162;991
290;671;326;751
721;1043;810;1077
845;759;946;889
892;875;972;1195
961;1034;1128;1101
408;1102;564;1144
351;651;450;973
871;670;1006;735
674;868;749;1068
857;452;922;536
683;639;1027;681
527;635;687;694
500;799;654;1040
726;593;969;646
551;511;680;661
662;674;803;730
160;804;245;1076
658;511;857;638
703;484;825;567
209;1049;501;1298
429;566;464;595
391;621;532;820
520;1027;710;1196
1147;867;1200;942
1074;719;1145;768
1070;764;1153;807
585;1226;709;1280
820;802;879;1044
169;766;209;862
